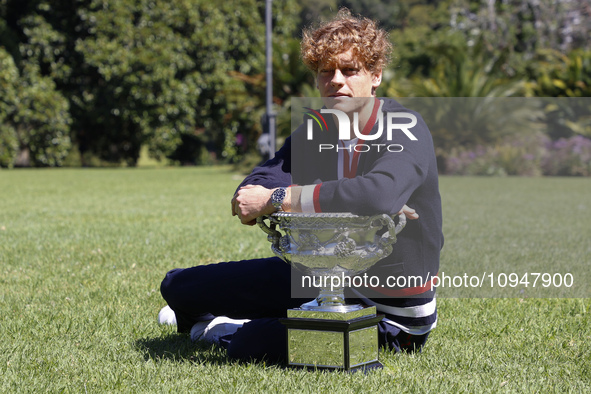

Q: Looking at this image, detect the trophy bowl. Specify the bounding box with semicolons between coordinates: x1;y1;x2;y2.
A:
257;212;406;312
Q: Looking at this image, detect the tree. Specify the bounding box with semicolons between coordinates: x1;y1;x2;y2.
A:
3;0;301;166
0;48;19;168
450;0;591;75
0;47;71;167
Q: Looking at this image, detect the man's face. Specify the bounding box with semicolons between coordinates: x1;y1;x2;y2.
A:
316;49;382;111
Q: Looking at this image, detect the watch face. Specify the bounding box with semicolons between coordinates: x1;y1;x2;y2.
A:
272;187;286;209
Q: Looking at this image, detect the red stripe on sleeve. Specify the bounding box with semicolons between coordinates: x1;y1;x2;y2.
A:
313;184;322;213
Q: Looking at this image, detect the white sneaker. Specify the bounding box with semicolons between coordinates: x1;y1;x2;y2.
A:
158;305;177;325
190;316;250;343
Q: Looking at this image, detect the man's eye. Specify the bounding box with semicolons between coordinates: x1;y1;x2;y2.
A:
343;68;359;75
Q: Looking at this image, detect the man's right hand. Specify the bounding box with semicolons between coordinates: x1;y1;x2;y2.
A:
231;185;276;225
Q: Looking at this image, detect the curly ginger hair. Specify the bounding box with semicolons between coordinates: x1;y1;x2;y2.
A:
301;8;392;74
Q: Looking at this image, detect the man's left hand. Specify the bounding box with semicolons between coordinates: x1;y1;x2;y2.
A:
399;204;419;220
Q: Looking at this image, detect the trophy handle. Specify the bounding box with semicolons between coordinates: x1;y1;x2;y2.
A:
256;215;290;262
256;215;278;238
378;212;406;246
393;212;406;235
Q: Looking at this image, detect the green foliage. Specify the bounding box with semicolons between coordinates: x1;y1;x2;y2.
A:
69;0;199;164
2;0;301;166
379;0;591;161
341;0;403;31
0;47;71;167
391;33;527;98
0;127;17;168
14;64;72;166
298;0;338;27
272;37;316;139
398;97;545;171
450;0;591;64
526;50;591;140
528;50;591;98
2;0;591;167
0;48;19;168
386;31;540;159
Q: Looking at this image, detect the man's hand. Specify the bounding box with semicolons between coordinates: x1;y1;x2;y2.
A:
231;185;276;225
399;204;419;220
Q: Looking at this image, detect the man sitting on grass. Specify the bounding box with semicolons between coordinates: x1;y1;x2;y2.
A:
158;8;443;363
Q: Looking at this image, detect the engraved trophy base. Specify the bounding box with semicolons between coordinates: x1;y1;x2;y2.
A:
280;305;383;372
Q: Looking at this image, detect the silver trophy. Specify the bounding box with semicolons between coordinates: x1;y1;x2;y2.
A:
257;212;405;372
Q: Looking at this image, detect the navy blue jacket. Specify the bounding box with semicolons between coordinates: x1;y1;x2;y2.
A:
239;98;443;332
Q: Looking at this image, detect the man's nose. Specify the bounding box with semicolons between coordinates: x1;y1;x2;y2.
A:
331;69;345;86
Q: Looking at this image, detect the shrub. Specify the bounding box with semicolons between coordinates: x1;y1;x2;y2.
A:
444;133;549;176
542;135;591;176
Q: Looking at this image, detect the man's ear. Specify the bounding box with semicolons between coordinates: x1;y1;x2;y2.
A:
372;69;383;89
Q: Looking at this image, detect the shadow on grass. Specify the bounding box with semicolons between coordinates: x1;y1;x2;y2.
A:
134;334;285;369
135;334;231;366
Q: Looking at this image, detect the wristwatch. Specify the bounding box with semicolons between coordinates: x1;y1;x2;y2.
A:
271;187;287;211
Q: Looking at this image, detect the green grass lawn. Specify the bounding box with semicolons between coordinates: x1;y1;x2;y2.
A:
1;167;589;392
